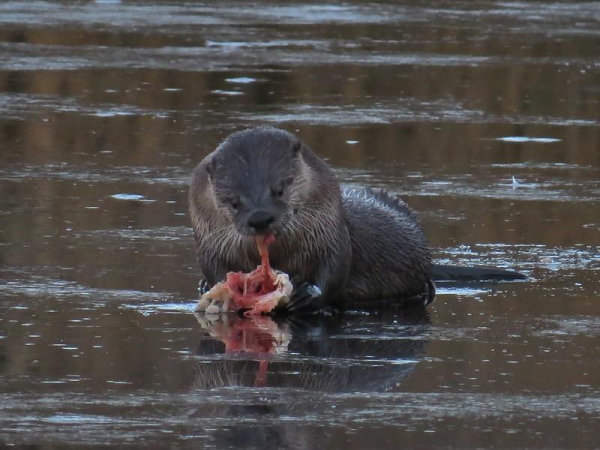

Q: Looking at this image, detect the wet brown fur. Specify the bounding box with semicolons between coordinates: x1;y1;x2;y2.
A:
189;127;433;307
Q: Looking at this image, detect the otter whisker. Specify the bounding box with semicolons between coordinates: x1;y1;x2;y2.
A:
202;224;233;242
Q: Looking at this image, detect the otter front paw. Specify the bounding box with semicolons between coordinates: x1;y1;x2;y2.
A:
198;279;211;296
280;281;324;314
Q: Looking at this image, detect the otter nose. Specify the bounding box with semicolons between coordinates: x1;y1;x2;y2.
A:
247;210;275;230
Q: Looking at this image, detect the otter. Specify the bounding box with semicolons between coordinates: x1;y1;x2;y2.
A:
189;126;436;312
189;127;522;313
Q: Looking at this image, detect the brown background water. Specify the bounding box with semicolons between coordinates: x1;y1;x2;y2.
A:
1;1;599;449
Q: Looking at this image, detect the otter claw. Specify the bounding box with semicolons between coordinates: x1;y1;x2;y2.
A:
284;282;323;313
198;279;210;295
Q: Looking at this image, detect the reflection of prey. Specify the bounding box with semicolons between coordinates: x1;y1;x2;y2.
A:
194;314;291;387
193;307;430;392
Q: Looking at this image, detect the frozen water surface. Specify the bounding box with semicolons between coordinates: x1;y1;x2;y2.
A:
1;1;599;449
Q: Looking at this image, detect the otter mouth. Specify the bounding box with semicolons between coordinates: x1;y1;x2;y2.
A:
236;224;281;239
195;234;292;315
248;229;280;239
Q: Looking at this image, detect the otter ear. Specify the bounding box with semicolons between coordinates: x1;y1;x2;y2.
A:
205;158;216;182
292;139;302;155
284;175;295;187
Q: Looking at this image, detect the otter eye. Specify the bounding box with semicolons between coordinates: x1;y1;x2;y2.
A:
271;177;294;199
225;196;241;210
271;187;284;198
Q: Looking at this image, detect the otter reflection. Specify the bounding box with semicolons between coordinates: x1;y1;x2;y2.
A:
192;307;430;393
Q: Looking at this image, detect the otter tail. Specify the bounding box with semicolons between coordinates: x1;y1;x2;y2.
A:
432;264;526;282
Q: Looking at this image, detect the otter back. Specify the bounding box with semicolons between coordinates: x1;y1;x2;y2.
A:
341;188;432;304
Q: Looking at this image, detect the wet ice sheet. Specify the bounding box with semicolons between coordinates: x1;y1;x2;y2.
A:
0;274;173;302
1;1;599;74
0;93;171;120
1;388;598;447
1;1;599;36
494;136;562;143
435;243;600;272
341;173;600;203
242;102;599;127
2;91;596;131
1;0;600;448
3;41;598;73
0;162;190;186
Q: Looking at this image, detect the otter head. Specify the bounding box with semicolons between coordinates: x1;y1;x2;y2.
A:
205;127;307;238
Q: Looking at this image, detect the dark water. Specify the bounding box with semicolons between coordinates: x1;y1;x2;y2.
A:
1;1;599;448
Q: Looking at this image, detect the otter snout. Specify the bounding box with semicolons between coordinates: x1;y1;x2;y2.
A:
247;210;275;232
